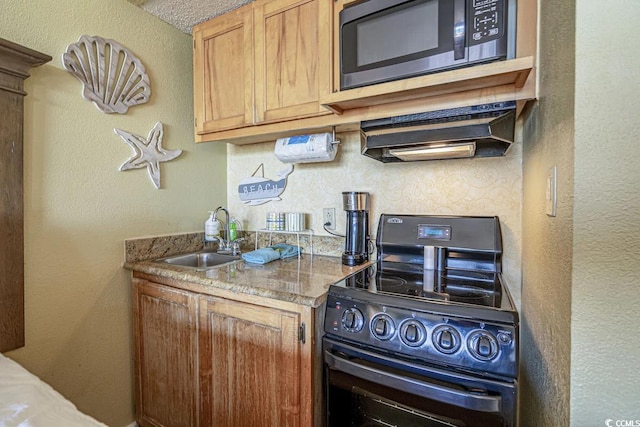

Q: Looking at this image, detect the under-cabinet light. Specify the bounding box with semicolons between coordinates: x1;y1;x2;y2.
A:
387;142;476;161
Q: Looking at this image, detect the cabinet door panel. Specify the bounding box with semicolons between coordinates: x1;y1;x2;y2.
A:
254;0;332;123
193;8;253;134
133;280;198;427
200;296;302;427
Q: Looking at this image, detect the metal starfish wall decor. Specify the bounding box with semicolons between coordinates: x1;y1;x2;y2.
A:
114;122;182;189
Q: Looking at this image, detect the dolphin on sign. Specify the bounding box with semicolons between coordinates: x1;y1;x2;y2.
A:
238;164;294;206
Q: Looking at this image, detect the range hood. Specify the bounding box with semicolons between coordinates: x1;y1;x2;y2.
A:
360;101;517;163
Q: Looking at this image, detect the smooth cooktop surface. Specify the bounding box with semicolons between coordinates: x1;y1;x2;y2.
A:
338;265;515;313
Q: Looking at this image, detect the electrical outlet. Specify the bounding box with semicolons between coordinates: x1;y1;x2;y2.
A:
323;208;336;230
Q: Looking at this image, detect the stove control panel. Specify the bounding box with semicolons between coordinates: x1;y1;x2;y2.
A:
324;292;518;378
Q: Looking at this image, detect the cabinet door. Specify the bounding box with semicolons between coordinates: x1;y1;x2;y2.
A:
254;0;332;124
133;279;199;427
193;6;253;134
199;296;307;426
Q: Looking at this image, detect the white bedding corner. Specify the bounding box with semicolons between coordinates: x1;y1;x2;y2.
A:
0;352;108;427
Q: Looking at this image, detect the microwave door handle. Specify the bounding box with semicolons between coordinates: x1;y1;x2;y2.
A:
453;0;466;60
325;350;502;413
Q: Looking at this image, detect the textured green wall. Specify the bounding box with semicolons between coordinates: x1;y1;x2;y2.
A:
520;0;575;423
0;1;226;425
571;0;640;423
522;0;640;425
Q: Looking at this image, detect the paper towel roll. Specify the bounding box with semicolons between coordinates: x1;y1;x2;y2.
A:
275;132;338;164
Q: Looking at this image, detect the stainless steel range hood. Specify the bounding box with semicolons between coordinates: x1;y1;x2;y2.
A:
360;102;516;163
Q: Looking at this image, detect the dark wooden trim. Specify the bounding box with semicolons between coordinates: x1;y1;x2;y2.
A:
0;38;51;74
0;38;50;352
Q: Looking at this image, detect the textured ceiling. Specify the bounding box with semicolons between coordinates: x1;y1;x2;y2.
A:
130;0;254;34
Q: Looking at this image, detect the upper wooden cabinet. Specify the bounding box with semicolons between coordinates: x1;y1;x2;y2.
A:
193;0;537;145
254;0;332;124
193;7;253;134
193;0;332;136
321;57;535;114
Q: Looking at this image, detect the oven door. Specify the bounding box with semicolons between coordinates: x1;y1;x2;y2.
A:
324;337;517;427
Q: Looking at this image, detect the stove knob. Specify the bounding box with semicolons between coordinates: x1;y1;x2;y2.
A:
399;320;426;347
341;308;364;332
432;325;461;354
370;314;395;340
467;331;499;361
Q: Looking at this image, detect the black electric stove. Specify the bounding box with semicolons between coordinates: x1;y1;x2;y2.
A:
325;214;519;378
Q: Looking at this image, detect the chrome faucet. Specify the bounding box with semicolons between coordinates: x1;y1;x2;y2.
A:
211;207;245;256
212;207;232;254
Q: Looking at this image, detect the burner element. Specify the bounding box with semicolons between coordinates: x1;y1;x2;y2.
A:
379;275;407;289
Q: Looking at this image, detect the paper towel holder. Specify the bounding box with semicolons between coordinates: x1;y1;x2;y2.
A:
274;127;341;164
330;126;340;146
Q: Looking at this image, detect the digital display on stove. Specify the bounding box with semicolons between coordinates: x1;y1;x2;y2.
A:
417;224;451;240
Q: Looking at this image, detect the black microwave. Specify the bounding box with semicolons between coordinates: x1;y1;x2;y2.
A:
340;0;516;90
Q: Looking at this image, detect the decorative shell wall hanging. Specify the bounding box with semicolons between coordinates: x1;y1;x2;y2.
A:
114;122;182;189
62;35;151;114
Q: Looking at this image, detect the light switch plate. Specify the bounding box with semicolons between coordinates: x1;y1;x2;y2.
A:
545;166;557;217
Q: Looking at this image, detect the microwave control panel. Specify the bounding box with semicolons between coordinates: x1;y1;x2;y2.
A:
470;0;504;44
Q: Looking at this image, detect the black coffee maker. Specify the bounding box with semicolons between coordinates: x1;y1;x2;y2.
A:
342;191;370;266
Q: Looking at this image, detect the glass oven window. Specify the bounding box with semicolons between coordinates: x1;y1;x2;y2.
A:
327;368;506;427
354;386;463;427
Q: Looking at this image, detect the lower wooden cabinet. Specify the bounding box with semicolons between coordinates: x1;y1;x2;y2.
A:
132;278;316;427
199;296;310;426
133;279;199;427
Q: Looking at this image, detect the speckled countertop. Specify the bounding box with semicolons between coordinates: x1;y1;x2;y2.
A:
123;232;372;307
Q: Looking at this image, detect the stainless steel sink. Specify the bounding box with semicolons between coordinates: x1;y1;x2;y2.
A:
155;251;241;270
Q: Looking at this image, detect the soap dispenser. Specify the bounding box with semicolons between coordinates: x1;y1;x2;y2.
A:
205;211;220;242
229;217;241;241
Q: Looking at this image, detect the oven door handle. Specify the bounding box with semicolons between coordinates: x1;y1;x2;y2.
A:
325;350;502;413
